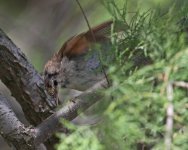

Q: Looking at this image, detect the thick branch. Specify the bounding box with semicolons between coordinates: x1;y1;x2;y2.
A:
0;79;107;148
0;28;108;148
0;94;46;150
0;29;56;125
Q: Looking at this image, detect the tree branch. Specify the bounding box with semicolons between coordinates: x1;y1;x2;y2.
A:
0;28;108;149
0;78;107;149
0;28;56;125
34;79;107;145
165;82;174;150
0;94;46;150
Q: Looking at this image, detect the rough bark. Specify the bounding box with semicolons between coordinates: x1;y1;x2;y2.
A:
0;28;107;149
0;94;46;150
0;29;56;125
0;80;106;149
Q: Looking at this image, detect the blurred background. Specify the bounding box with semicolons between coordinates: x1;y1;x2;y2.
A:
0;0;183;149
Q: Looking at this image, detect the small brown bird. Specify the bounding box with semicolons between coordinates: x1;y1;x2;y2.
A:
44;20;113;104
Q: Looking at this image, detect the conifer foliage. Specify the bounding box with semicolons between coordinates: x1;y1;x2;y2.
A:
57;1;188;149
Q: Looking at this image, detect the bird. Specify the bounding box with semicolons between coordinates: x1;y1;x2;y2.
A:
44;20;113;105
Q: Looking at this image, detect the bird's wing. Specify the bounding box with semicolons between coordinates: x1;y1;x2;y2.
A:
56;20;113;59
85;20;113;41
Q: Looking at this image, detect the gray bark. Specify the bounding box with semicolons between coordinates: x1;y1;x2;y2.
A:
0;94;46;150
0;28;56;125
0;28;107;149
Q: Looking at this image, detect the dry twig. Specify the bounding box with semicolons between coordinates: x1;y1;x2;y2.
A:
165;82;174;150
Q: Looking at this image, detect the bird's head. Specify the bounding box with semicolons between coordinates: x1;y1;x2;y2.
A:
43;57;61;99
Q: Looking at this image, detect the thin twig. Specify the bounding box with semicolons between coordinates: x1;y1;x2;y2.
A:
75;0;111;87
165;82;174;150
173;81;188;89
75;0;96;41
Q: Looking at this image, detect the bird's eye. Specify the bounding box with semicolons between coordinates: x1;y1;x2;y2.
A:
48;74;53;78
48;72;59;78
53;80;58;86
44;70;47;76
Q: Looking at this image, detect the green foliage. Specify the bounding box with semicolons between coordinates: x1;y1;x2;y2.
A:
56;125;104;150
57;0;188;149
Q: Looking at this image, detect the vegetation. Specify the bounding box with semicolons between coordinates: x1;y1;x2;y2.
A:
57;0;188;149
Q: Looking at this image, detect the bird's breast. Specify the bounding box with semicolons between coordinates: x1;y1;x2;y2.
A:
85;53;100;71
